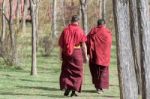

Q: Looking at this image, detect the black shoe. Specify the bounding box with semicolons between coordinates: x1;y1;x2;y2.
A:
70;91;78;97
64;89;70;96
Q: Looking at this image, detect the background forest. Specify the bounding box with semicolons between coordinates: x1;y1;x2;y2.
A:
0;0;150;99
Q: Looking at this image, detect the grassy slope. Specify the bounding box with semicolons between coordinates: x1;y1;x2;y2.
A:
0;38;119;99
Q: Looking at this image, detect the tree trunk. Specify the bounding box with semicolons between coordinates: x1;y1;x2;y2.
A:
36;0;39;51
129;0;142;95
61;0;66;26
22;0;28;33
113;0;138;99
51;0;57;38
30;0;39;75
99;0;102;18
80;0;88;34
99;0;106;19
136;0;150;98
17;0;21;27
1;0;6;42
102;0;106;19
50;0;57;50
9;0;18;65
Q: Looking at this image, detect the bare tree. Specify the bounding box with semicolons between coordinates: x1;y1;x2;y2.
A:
8;0;18;65
0;0;6;58
22;0;29;33
99;0;106;19
61;0;66;26
16;0;21;26
51;0;57;39
136;0;150;98
129;0;142;95
30;0;39;75
1;0;6;43
0;0;18;65
40;0;57;56
113;0;138;99
80;0;88;34
49;0;57;51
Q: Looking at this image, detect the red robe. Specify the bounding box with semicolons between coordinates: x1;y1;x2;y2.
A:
87;25;112;89
59;23;86;92
87;25;112;66
59;24;86;56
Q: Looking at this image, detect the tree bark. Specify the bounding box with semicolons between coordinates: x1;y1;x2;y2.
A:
80;0;88;34
51;0;57;38
113;0;138;99
30;0;39;75
17;0;21;26
61;0;66;26
36;0;39;51
9;0;18;65
50;0;57;48
22;0;28;33
1;0;6;42
99;0;102;18
129;0;142;95
136;0;150;98
99;0;106;19
102;0;106;19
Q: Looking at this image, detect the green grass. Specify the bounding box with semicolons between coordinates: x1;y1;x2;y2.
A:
0;42;119;99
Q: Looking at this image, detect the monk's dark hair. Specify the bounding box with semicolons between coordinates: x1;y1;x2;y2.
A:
71;15;80;22
97;19;105;26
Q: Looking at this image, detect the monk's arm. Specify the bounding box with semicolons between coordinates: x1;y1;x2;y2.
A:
81;42;88;63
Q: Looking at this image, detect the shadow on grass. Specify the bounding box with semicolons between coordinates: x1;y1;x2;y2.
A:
2;74;12;77
101;95;119;98
20;78;58;84
38;70;60;74
0;92;49;96
110;84;119;87
20;78;50;83
17;86;59;91
82;90;96;93
82;90;119;98
20;78;59;84
0;92;66;98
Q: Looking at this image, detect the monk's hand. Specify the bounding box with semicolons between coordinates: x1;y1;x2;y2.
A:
81;42;88;63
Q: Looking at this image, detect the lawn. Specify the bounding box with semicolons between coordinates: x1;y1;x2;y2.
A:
0;42;119;99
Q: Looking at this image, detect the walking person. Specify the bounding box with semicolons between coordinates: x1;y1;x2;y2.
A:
87;19;112;94
58;15;88;97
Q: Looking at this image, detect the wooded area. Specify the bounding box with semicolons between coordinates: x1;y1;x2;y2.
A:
0;0;150;99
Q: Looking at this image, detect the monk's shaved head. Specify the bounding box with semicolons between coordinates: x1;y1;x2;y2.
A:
97;19;105;26
71;15;80;23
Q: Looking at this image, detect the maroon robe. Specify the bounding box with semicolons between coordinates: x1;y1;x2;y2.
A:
87;25;112;89
59;23;86;92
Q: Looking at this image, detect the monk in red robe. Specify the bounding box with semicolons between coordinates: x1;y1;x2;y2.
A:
59;15;88;97
87;19;112;94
